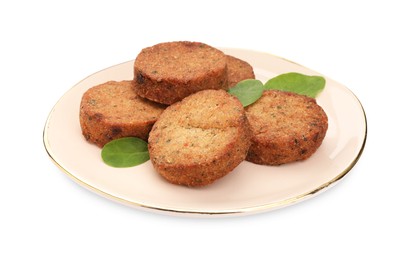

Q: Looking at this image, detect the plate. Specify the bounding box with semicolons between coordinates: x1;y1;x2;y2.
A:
43;48;367;217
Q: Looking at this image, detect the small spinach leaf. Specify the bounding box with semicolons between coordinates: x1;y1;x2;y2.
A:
264;72;325;98
228;79;264;107
101;137;149;167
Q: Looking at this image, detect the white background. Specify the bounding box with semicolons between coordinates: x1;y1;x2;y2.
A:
1;0;406;259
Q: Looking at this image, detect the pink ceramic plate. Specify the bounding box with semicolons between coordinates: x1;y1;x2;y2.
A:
43;48;367;217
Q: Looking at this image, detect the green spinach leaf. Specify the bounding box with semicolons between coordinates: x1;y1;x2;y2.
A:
264;72;325;98
228;79;264;107
101;137;149;167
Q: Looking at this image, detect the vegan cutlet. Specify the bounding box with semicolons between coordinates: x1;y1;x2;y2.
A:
226;55;255;88
148;89;252;187
80;80;166;147
133;41;229;105
245;90;328;165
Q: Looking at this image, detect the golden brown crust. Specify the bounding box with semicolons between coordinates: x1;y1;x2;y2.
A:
80;80;166;147
226;55;255;88
245;90;328;165
148;89;252;187
133;41;228;105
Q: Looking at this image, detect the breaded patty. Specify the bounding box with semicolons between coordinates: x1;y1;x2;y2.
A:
133;41;228;105
80;80;166;147
245;90;328;165
148;89;252;187
226;55;255;88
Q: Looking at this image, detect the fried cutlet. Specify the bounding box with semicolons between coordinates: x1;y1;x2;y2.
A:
133;41;228;105
148;89;252;187
80;80;166;147
226;55;255;88
245;90;328;165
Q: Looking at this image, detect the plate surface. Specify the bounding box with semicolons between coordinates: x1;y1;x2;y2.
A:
43;48;367;217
